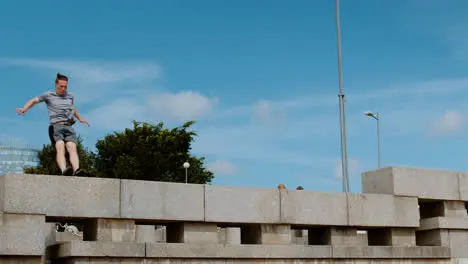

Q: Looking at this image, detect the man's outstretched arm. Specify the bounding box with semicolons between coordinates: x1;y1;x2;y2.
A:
16;97;40;115
74;105;90;126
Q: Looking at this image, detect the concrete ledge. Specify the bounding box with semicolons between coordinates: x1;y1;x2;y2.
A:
147;243;332;258
419;217;468;231
362;167;460;200
280;190;347;226
0;174;120;218
204;185;280;223
47;241;145;258
120;179;204;221
48;242;450;259
332;246;450;259
347;193;419;227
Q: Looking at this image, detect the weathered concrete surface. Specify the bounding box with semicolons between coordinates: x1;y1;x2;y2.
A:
280;190;347;226
0;257;42;264
419;217;468;230
205;185;280;223
0;174;119;217
120;179;204;221
86;219;136;242
362;167;461;200
1;168;468;263
0;214;56;256
347;193;419;227
48;241;450;259
166;222;218;244
48;241;145;258
45;259;457;264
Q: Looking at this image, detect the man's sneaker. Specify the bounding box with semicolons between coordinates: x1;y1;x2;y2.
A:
73;168;85;176
62;166;73;176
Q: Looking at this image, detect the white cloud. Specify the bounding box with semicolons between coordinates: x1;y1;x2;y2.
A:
1;58;218;128
0;58;162;84
149;91;218;122
252;100;286;125
84;98;146;131
0;58;163;104
212;77;468;121
207;160;238;175
430;110;463;136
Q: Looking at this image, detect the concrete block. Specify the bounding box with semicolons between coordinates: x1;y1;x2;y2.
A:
166;222;218;244
0;257;41;264
327;227;363;246
280;190;347;226
0;174;120;218
368;228;415;246
331;246;450;259
204;185;280;223
224;227;241;244
447;230;468;257
421;201;468;219
145;243;332;258
0;223;56;255
308;227;365;246
241;224;291;245
362;167;460;200
85;219;135;242
47;241;145;258
459;172;468;200
416;229;449;246
347;193;419;227
419;217;468;231
442;201;468;217
135;225;155;243
0;213;45;227
154;225;166;242
120;180;204;221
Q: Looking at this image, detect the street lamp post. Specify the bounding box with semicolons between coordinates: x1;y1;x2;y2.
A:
364;111;381;168
334;0;350;192
183;162;190;183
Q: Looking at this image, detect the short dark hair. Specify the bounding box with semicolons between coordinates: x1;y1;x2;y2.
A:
55;72;68;83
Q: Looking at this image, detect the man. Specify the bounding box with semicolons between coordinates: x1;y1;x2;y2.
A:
16;73;90;176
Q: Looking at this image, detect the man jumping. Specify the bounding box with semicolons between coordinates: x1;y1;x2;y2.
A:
16;73;90;176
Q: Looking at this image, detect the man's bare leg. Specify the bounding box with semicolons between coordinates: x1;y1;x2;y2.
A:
55;140;67;172
66;141;80;172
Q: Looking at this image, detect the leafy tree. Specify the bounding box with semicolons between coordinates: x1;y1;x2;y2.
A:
24;136;96;176
94;120;214;184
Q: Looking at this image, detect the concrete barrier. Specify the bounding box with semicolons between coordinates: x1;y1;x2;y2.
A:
0;166;467;263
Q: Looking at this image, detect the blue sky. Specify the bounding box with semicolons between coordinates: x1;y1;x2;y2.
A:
1;0;468;192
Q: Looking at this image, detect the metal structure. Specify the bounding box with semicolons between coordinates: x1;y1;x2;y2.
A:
334;0;350;192
364;111;381;168
0;144;39;175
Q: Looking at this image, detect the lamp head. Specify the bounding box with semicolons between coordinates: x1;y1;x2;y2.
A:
183;162;190;169
364;111;374;117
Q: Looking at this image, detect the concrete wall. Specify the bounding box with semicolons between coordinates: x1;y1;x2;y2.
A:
0;166;467;263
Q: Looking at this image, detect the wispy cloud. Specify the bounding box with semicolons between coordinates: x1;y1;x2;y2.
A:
212;77;468;121
0;58;163;104
0;58;162;84
149;91;218;122
429;110;464;136
207;159;238;175
5;57;468;183
0;58;219;128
